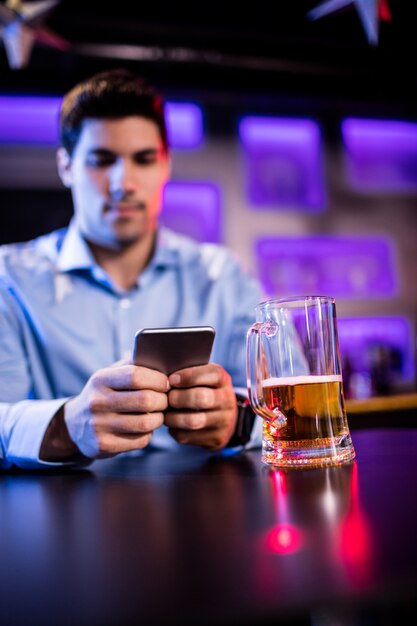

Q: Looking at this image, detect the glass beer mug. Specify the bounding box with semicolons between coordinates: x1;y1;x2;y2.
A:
247;296;355;468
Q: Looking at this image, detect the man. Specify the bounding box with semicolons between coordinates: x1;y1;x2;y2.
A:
0;69;262;470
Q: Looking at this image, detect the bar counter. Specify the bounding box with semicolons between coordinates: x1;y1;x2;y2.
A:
1;414;416;626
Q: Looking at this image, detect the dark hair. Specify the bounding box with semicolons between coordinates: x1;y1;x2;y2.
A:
59;69;168;156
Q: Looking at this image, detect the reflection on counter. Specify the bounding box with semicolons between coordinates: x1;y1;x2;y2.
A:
255;462;375;612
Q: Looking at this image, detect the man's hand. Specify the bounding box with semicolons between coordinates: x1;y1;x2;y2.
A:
165;363;238;450
40;363;169;461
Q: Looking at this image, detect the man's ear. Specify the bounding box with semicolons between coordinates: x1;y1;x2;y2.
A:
56;147;73;188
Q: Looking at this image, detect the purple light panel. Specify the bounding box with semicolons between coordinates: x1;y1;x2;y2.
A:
164;102;204;149
0;96;61;143
0;97;204;149
239;116;326;211
341;118;417;191
161;182;221;242
338;316;415;382
255;236;398;298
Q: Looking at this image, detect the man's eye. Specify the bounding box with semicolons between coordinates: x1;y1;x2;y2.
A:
134;155;157;165
86;155;115;167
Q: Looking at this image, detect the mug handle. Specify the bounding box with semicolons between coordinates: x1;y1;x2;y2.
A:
246;323;275;422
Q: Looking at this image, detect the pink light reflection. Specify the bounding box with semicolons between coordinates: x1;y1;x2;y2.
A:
265;524;303;555
263;470;304;555
339;464;375;588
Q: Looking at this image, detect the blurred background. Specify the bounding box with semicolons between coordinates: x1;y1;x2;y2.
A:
1;0;416;399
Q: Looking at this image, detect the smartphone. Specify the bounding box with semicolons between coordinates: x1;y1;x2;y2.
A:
132;326;216;375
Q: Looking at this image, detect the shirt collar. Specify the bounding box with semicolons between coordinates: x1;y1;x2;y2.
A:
56;220;182;275
149;227;184;268
56;219;97;272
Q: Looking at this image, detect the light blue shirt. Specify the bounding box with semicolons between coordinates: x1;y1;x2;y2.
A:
0;221;263;469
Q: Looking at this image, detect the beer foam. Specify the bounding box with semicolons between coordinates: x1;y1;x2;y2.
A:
262;374;342;387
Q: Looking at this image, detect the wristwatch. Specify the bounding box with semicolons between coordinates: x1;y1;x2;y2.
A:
226;393;257;448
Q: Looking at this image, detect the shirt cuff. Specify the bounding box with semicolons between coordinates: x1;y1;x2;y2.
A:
1;398;81;469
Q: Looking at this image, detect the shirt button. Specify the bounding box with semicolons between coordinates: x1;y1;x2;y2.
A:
120;298;131;309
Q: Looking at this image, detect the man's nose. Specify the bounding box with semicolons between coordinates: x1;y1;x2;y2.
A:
109;159;137;196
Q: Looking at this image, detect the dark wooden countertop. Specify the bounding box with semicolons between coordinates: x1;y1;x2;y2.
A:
1;426;416;626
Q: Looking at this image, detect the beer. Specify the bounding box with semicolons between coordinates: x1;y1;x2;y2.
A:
261;375;354;465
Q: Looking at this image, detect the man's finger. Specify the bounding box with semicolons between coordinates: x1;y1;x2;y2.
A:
95;431;155;456
96;364;170;392
109;411;165;435
164;410;209;431
167;425;227;450
169;363;225;388
168;386;220;411
107;389;168;413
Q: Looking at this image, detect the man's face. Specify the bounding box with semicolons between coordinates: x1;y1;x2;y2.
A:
58;116;171;249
